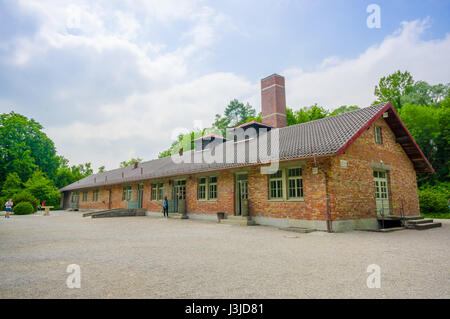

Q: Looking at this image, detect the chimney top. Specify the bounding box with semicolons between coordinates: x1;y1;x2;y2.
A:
261;73;287;128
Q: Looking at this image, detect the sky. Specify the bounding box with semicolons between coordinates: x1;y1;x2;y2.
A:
0;0;449;171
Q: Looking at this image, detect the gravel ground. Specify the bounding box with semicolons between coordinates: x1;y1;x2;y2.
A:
0;211;449;299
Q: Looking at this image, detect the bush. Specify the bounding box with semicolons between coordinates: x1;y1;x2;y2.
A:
419;183;450;215
13;202;34;215
12;191;40;212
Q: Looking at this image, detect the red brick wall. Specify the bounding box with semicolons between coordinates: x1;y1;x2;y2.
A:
248;159;328;220
185;170;235;216
329;117;420;219
78;187;110;210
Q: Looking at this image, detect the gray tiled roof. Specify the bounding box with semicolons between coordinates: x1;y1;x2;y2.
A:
59;103;389;191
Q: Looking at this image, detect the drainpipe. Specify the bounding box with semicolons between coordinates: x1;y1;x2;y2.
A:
314;156;332;233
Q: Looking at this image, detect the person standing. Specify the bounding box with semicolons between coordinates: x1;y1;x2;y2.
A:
163;196;169;218
5;199;13;218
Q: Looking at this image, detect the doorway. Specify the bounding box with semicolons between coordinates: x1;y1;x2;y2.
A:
374;170;390;217
107;189;112;209
70;191;79;210
235;174;248;216
137;184;144;209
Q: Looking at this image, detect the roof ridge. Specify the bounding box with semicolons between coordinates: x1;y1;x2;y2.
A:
278;102;388;131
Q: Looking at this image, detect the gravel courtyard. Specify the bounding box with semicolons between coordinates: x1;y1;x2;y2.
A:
0;211;449;299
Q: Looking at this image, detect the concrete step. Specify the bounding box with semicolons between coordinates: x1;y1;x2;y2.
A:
402;215;424;220
411;222;442;230
91;208;146;218
406;219;433;225
83;209;114;217
226;215;252;220
279;227;315;234
377;227;406;232
168;213;188;219
220;217;255;226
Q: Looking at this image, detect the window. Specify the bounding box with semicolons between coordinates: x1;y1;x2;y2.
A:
175;180;186;200
197;176;218;200
198;178;207;200
287;168;303;199
151;183;164;201
122;185;131;201
158;183;164;200
151;184;157;201
209;177;217;200
374;126;383;144
82;191;88;202
269;170;283;199
93;189;99;202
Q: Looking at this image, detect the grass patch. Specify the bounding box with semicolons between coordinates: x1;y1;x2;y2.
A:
422;212;450;219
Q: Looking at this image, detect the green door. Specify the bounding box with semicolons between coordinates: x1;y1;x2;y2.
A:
374;171;390;217
235;174;248;216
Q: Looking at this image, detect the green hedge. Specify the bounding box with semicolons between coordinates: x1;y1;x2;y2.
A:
13;202;34;215
419;183;450;215
12;191;40;212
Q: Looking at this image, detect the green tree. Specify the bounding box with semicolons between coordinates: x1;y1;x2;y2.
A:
0;112;59;183
295;104;329;123
24;170;60;206
1;172;23;199
158;130;207;158
398;100;449;184
286;108;298;126
213;99;256;135
329;105;360;116
54;162;93;189
120;158;143;168
400;81;450;107
98;166;106;173
374;70;414;109
244;112;262;123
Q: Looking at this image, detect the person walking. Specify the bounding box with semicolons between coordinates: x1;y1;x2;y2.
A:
5;199;13;218
163;196;169;218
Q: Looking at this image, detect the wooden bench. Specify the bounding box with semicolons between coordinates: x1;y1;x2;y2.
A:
42;206;54;216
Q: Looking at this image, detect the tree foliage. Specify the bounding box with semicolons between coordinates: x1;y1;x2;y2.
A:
54;160;93;189
24;170;60;207
12;191;40;212
213;99;256;135
374;70;414;109
1;172;22;199
119;158;143;168
0;112;59;183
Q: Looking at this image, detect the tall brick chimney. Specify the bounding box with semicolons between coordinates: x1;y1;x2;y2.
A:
261;73;287;128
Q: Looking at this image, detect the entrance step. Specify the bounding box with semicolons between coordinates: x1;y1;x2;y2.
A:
168;213;188;219
406;220;442;230
377;227;406;232
405;219;433;225
89;208;146;218
220;215;255;226
279;227;315;234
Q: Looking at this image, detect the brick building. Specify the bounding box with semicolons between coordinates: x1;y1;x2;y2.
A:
59;74;433;231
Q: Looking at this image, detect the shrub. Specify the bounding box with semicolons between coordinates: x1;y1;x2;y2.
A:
0;196;6;211
419;183;450;215
12;191;40;212
13;202;34;215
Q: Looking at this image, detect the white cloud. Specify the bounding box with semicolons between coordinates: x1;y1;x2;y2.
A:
46;72;256;169
284;19;450;109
